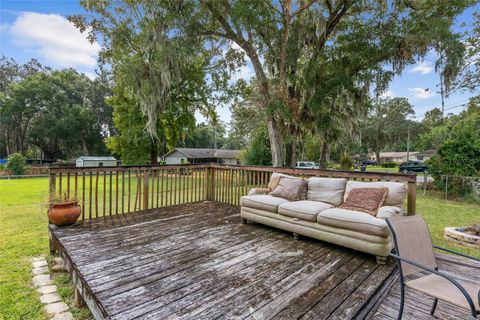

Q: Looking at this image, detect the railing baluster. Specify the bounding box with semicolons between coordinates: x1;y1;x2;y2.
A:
109;171;113;216
103;171;106;217
95;171;99;218
128;170;131;213
59;173;63;198
82;172;85;221
67;173;70;198
122;170;125;214
89;171;93;220
116;170;119;214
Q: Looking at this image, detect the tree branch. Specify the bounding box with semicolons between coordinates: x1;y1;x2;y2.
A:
292;0;317;18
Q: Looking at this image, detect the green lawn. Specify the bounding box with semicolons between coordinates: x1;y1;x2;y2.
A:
1;177;479;319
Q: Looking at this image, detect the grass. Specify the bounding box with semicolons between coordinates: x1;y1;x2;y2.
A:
1;176;479;319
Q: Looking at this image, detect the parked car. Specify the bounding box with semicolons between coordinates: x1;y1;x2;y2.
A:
362;159;377;166
399;161;428;173
296;161;319;169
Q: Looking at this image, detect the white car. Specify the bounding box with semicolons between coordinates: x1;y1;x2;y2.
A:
296;161;319;169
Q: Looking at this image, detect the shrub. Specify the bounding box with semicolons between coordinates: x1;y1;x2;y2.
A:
381;162;397;168
7;153;26;175
339;155;353;170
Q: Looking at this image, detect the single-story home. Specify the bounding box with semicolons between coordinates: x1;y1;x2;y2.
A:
76;156;118;167
160;148;241;165
368;152;419;164
414;149;437;162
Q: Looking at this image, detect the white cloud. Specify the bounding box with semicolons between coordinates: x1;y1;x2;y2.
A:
408;87;435;99
10;12;100;68
410;61;433;75
379;90;395;99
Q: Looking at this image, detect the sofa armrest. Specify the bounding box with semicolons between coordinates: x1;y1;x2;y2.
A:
248;188;271;196
377;206;406;219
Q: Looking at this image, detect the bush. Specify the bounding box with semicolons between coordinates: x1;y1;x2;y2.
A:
381;162;397;168
339;155;353;170
7;153;26;175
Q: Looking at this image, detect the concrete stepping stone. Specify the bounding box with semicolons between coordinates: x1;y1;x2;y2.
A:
33;266;49;275
44;302;69;316
40;293;61;304
33;274;53;286
53;312;75;320
53;257;64;265
37;285;57;294
32;260;47;268
31;256;46;262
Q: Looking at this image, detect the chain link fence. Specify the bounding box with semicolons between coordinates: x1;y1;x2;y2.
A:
418;174;480;204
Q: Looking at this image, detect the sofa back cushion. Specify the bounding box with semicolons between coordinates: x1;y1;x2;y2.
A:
339;187;388;216
344;181;406;208
307;177;347;206
268;172;297;191
269;177;306;200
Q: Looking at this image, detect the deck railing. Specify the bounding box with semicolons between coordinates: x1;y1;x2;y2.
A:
49;164;417;222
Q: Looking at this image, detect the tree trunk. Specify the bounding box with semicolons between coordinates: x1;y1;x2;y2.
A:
285;140;297;168
266;115;284;167
375;151;381;164
319;141;328;169
150;141;158;165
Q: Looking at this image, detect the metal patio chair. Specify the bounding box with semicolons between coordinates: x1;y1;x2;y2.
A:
386;216;480;319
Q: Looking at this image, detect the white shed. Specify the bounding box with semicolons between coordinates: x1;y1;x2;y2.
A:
76;156;118;167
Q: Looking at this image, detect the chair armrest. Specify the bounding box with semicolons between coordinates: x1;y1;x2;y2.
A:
248;188;271;196
433;245;480;262
389;253;478;315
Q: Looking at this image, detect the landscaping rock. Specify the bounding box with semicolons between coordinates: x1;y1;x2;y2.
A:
52;264;66;272
32;260;47;268
53;312;74;320
32;274;53;286
53;257;64;265
44;302;69;316
37;285;57;294
32;266;48;275
40;293;61;304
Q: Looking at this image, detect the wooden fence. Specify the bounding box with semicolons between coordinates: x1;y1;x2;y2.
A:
49;164;417;222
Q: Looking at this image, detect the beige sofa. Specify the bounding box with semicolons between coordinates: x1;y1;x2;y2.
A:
240;173;407;263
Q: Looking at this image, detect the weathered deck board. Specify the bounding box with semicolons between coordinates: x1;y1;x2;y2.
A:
50;202;397;320
368;251;480;320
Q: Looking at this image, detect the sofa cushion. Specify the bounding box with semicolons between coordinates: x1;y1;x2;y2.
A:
269;177;306;200
268;172;297;191
339;187;388;216
345;181;406;208
240;195;290;213
278;200;333;222
307;177;347;206
317;208;390;237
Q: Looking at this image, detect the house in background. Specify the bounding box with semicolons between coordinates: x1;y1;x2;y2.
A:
160;148;241;165
76;156;118;167
368;152;419;164
414;149;437;162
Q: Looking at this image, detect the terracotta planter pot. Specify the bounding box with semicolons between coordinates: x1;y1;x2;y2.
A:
48;201;81;226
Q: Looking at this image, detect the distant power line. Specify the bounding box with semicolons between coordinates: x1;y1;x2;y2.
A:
413;101;469;120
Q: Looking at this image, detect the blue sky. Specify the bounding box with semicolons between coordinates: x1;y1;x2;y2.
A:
1;1;478;124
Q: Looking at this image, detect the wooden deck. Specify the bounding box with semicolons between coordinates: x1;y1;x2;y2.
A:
50;201;397;320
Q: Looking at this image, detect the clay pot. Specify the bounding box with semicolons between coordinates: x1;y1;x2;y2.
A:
48;201;81;226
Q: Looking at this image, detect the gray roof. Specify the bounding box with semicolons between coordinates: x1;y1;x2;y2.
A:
164;148;240;159
77;156;117;161
415;149;437;157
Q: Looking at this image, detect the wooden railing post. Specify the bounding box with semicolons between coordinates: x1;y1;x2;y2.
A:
407;180;416;215
143;169;149;210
